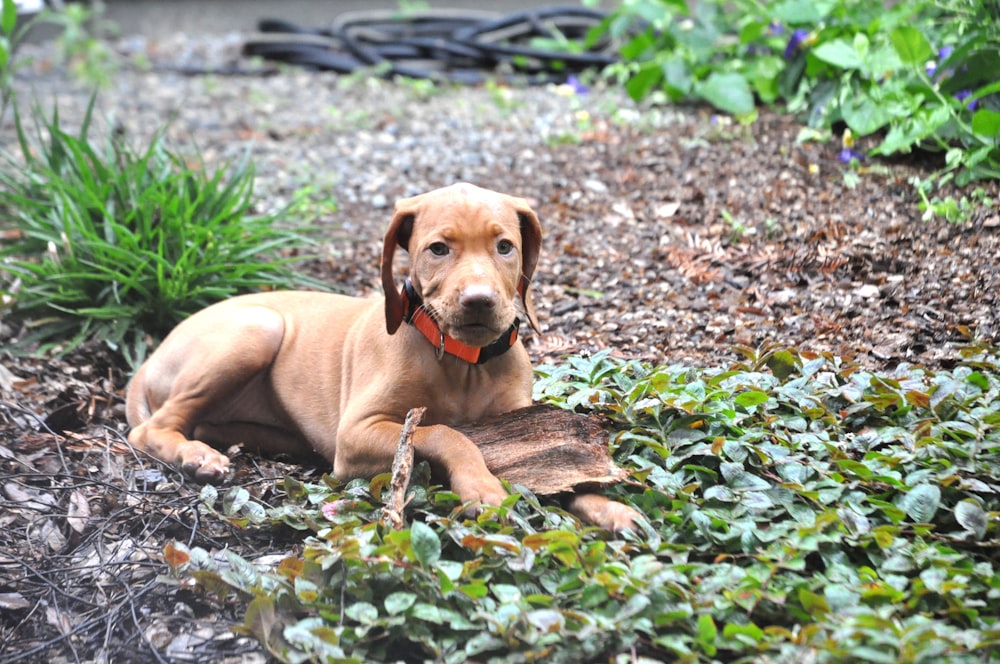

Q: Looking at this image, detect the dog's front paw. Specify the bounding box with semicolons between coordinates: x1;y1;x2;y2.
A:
451;474;508;510
179;442;231;484
600;501;643;533
566;493;642;533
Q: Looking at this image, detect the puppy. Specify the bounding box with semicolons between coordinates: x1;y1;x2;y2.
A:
126;183;639;531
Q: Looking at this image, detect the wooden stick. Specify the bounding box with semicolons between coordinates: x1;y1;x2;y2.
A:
382;406;425;529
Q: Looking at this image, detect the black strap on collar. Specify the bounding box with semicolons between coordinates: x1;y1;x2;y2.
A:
401;280;519;364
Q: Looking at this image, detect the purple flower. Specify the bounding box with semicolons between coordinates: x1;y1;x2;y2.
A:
565;75;589;95
955;89;978;111
838;148;864;163
927;45;955;79
784;29;812;60
769;21;785;36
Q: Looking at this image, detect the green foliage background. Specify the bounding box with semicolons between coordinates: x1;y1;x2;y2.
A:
592;0;1000;187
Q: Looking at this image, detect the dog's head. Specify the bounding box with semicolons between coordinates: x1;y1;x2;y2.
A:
381;183;542;347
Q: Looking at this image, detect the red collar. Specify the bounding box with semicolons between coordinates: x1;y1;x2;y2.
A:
400;280;520;364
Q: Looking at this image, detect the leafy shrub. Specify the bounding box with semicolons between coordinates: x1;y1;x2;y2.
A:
164;343;1000;662
591;0;1000;186
0;101;322;365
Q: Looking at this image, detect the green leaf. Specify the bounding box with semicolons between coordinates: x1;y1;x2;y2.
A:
723;621;764;644
696;72;755;116
742;491;775;512
662;57;693;98
798;588;831;617
345;601;379;625
889;26;932;65
773;0;823;24
411;602;447;624
384;592;418;615
626;62;663;101
459;581;489;599
696;613;718;654
734;389;769;408
410;520;442;567
971;109;1000;138
223;487;250;516
243;595;278;648
766;350;797;381
824;584;860;612
842;95;891;136
1;0;17;36
899;484;941;523
282;475;307;501
526;609;564;633
838;506;871;536
954;500;988;540
812;39;864;70
199;484;219;508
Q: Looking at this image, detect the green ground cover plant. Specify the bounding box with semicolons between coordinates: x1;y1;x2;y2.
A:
588;0;1000;188
163;343;1000;662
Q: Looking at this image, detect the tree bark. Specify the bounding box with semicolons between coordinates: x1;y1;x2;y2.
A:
456;404;627;495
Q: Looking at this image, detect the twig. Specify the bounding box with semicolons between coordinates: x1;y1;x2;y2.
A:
382;407;425;530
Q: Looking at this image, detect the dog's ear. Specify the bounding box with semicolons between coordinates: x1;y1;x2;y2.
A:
381;207;416;335
514;204;542;333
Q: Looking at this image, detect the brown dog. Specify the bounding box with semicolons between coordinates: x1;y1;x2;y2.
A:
125;183;639;531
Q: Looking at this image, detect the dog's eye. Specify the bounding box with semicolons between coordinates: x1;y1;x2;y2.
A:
428;242;449;256
497;239;514;255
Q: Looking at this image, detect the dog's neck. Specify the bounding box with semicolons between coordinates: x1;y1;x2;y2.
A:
400;280;520;364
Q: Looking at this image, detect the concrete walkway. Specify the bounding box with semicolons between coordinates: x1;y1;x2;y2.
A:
103;1;557;37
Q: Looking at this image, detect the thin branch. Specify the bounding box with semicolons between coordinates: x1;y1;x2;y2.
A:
382;407;425;530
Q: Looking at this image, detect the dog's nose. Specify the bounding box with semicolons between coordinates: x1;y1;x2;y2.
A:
460;284;497;311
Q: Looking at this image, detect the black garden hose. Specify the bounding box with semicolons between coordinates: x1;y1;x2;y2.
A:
242;6;620;84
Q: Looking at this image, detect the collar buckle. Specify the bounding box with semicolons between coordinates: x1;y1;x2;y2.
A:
435;329;446;360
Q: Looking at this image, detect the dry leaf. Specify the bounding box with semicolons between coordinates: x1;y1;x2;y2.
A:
46;605;74;637
655;201;681;218
0;592;31;611
67;490;91;534
4;482;57;511
162;541;191;569
38;519;67;551
0;363;23;391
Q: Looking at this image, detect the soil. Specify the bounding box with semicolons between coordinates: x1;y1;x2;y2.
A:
1;33;998;662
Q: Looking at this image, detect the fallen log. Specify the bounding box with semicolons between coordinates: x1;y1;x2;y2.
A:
455;404;627;496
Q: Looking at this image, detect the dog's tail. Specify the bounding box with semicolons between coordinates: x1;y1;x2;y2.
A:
124;366;152;426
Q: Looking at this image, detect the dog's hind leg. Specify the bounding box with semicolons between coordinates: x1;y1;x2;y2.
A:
126;304;288;482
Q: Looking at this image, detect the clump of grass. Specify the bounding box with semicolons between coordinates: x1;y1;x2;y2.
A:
0;100;323;366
